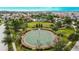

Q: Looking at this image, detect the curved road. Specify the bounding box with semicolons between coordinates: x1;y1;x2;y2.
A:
0;24;8;51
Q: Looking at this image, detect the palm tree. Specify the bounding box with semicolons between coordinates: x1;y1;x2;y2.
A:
63;17;72;28
3;35;13;51
55;21;62;28
68;33;79;41
76;21;79;29
46;15;54;22
52;25;58;31
53;40;65;51
3;16;28;51
3;27;13;51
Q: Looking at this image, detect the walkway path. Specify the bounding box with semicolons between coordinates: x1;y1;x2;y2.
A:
71;41;79;51
12;42;17;51
63;41;72;50
0;24;8;51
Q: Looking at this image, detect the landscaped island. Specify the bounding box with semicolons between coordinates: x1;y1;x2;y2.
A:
1;12;79;51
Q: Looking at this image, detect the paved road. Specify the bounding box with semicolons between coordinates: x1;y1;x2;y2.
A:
71;41;79;51
0;24;8;51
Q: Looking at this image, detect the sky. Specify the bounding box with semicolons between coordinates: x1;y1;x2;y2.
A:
0;0;79;7
0;0;79;11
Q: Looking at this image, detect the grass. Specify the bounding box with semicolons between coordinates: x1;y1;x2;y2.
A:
28;22;53;28
56;28;75;43
55;28;76;50
64;41;76;51
57;28;74;37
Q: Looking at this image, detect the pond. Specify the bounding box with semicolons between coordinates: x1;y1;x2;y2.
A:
22;29;56;49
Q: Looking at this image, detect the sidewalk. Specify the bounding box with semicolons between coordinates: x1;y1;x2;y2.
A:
71;41;79;51
0;24;8;51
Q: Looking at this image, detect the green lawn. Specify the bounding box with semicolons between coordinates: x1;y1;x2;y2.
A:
56;28;75;44
56;28;75;37
28;22;53;28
